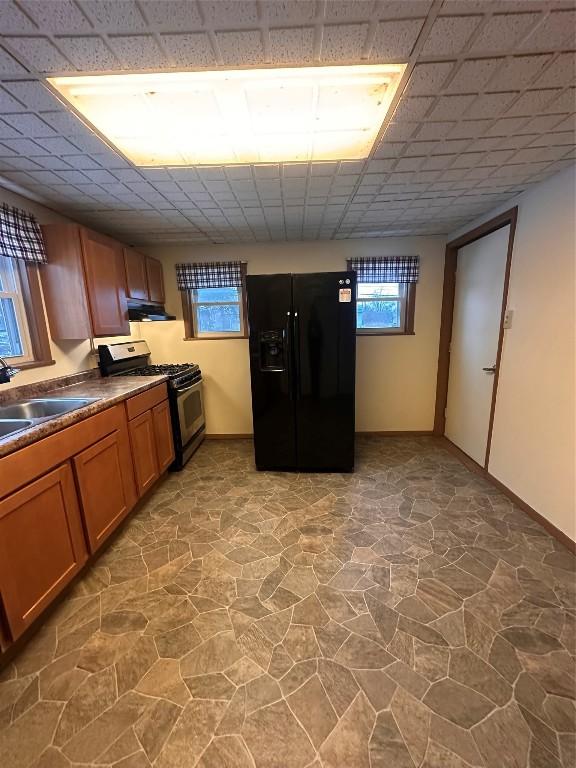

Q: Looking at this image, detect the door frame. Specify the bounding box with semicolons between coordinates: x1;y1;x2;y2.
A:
433;207;518;469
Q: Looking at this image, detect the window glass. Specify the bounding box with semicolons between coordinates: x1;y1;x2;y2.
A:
192;285;244;336
355;281;407;333
0;255;32;360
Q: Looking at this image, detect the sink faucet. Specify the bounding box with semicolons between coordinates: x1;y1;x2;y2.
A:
0;357;19;384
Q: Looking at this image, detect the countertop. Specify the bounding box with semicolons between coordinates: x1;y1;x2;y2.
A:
0;375;168;458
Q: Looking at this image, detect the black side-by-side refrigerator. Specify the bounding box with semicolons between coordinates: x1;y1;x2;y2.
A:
247;271;356;472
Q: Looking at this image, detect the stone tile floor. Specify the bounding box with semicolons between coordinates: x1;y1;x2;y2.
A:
0;437;575;768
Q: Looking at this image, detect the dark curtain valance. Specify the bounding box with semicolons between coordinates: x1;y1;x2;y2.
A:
176;261;245;290
347;256;419;283
0;203;47;263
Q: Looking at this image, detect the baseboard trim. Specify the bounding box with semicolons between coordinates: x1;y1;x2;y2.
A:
439;436;575;554
205;431;434;439
357;430;434;437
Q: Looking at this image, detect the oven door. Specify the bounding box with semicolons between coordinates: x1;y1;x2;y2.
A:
176;380;205;446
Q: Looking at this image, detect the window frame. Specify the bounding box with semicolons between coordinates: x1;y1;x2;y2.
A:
355;281;416;337
182;263;248;340
0;255;54;369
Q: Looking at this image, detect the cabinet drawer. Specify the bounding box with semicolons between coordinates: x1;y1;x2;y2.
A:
0;463;87;640
125;383;168;420
73;427;136;553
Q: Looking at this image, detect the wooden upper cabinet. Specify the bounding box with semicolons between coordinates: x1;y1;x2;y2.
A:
153;399;175;473
0;463;87;641
146;257;165;304
41;224;129;339
124;247;149;301
40;225;92;340
80;229;130;337
73;426;136;553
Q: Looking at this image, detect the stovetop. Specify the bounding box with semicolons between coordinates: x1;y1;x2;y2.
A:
118;362;201;389
127;364;198;377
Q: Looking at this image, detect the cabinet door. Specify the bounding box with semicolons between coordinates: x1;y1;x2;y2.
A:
81;229;130;336
74;429;136;553
124;247;149;301
153;399;175;473
0;463;87;640
146;257;165;304
129;410;160;497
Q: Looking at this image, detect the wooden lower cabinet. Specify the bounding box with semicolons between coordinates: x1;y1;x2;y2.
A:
74;428;136;553
0;463;87;641
129;410;160;497
153;400;175;473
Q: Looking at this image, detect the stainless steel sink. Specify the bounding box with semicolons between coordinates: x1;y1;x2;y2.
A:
0;398;98;420
0;419;33;438
0;398;100;441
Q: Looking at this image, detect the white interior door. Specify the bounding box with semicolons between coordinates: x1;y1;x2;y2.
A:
445;226;509;465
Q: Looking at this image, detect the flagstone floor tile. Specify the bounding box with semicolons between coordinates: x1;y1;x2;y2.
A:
0;437;574;768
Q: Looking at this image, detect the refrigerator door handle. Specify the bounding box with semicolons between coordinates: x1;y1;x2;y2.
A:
293;311;301;400
285;311;293;399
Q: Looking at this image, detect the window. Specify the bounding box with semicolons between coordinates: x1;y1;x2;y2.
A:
0;255;33;362
0;255;52;368
191;286;245;337
178;261;248;339
348;256;419;336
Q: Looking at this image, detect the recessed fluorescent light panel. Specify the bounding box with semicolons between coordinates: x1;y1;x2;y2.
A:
48;64;406;166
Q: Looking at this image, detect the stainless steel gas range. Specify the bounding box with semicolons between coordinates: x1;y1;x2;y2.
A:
98;341;205;470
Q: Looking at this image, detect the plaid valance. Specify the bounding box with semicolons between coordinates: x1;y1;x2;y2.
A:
176;261;245;290
0;203;47;263
347;256;419;283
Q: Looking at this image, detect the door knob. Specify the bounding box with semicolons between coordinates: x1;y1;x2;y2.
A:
482;365;497;374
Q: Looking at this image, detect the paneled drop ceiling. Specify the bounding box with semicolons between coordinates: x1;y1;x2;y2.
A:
0;0;574;244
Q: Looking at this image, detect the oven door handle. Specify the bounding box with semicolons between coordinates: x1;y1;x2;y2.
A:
175;381;201;394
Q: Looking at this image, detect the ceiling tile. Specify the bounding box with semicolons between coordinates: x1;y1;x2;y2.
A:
370;18;425;59
392;96;434;121
109;35;167;68
444;58;502;93
3;112;57;137
470;12;541;52
265;1;316;24
505;88;561;116
216;30;265;64
201;0;259;26
139;0;203;29
428;94;476;120
518;9;576;50
55;36;120;70
82;0;147;31
421;15;482;57
2;81;62;110
487;54;552;91
377;1;434;20
161;32;216;66
464;91;518;119
320;23;369;61
0;45;29;74
0;1;38;33
415;121;456;140
405;61;455;95
4;36;75;72
534;52;576;87
268;27;315;63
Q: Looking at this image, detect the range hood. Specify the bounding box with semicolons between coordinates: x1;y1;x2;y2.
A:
128;303;176;322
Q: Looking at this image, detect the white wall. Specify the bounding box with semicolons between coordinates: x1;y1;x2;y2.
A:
142;237;446;435
0;186;141;391
449;165;576;542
